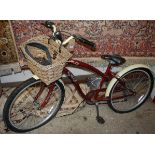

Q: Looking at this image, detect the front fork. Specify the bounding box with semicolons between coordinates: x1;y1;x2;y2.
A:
33;82;55;109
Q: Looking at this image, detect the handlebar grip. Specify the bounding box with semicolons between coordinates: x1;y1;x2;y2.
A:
74;34;96;50
45;21;55;28
41;21;56;32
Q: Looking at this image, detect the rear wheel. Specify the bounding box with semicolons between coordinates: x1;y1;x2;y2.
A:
3;78;65;133
109;68;154;113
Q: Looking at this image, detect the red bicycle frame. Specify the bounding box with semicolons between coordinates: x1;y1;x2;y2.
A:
36;58;134;108
63;59;115;102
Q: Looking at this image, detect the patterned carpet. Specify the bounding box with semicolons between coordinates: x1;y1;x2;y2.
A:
10;20;155;66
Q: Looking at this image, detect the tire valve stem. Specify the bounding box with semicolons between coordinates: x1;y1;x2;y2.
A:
34;101;40;109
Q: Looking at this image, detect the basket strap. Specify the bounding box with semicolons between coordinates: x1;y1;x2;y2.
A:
25;42;52;66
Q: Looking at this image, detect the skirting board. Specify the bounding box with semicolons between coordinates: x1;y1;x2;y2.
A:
0;62;21;76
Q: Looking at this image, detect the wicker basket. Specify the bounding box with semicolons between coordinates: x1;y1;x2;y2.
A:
21;35;73;85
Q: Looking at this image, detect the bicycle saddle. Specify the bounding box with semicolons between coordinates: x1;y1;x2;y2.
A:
101;54;126;66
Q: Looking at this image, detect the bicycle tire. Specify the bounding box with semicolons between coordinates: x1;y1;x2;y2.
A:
3;78;65;133
108;68;154;113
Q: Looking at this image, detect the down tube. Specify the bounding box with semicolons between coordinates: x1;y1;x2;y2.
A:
63;59;104;100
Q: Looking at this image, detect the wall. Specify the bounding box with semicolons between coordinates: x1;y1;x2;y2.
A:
0;21;18;64
11;20;155;66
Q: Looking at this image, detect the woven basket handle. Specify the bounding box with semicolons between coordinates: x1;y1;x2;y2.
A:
25;42;52;66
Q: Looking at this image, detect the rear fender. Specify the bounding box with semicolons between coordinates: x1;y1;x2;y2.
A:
105;64;151;97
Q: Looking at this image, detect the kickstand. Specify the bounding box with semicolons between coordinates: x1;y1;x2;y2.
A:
95;103;105;124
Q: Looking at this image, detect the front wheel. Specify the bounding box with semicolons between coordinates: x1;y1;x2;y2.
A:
109;68;154;113
3;78;65;133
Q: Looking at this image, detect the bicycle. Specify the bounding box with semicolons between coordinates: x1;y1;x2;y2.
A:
3;21;154;133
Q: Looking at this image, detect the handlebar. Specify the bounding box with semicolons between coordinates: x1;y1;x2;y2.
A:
73;34;96;51
42;21;96;51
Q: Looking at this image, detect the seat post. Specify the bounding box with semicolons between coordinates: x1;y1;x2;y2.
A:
105;63;112;75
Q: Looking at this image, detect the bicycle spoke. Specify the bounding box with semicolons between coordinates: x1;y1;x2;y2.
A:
6;80;64;131
110;69;152;112
17;114;32;128
136;83;149;94
133;77;147;90
30;115;37;128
